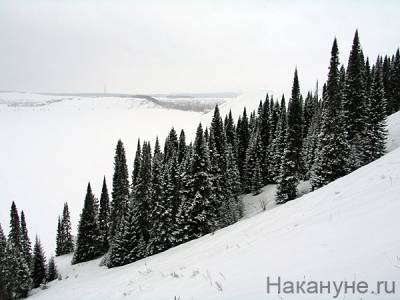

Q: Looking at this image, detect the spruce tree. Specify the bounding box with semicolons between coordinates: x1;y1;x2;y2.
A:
0;223;8;300
99;177;110;253
20;211;32;266
236;108;250;185
61;203;74;254
389;49;400;113
132;139;141;187
31;237;47;288
55;216;63;256
311;38;350;189
47;257;58;282
343;30;367;169
8;202;21;250
130;141;153;259
276;69;303;203
72;183;101;264
109;140;130;240
179;124;216;240
4;240;31;298
270;96;287;181
178;130;187;164
147;138;175;255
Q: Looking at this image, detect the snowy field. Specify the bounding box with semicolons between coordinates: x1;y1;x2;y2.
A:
0;90;265;254
28;111;400;299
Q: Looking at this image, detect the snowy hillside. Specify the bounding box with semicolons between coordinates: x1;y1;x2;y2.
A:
28;113;400;299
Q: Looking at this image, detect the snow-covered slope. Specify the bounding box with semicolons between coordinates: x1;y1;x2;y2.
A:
29;121;400;299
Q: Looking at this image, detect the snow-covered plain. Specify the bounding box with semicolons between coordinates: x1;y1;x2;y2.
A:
26;107;400;300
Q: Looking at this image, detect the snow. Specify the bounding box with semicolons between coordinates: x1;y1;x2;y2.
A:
386;111;400;152
28;116;400;299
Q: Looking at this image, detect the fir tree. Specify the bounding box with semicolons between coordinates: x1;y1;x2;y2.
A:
178;130;187;164
99;177;110;253
8;202;21;250
236;108;250;184
270;96;287;181
55;216;63;256
132;139;141;188
311;38;350;189
72;183;101;264
0;223;8;300
276;69;303;203
109;140;130;240
47;257;58;282
4;240;31;298
179;124;216;240
31;237;47;288
61;202;74;254
389;49;400;113
164;128;179;162
20;211;32;266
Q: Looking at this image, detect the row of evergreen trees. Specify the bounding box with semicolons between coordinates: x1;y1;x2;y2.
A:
70;31;399;269
0;203;58;299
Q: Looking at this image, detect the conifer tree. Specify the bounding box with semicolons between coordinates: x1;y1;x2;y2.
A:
8;202;21;250
55;216;63;256
61;203;74;254
270;96;287;181
99;177;110;253
236;108;250;184
311;39;350;189
361;60;387;164
20;211;32;266
130;141;153;259
31;237;47;288
178;130;187;164
389;49;400;113
4;240;31;298
0;223;8;300
343;30;367;169
47;257;58;282
179;124;216;240
110;140;130;240
276;69;303;203
148;138;175;255
72;183;101;264
164;128;178;162
132;139;141;187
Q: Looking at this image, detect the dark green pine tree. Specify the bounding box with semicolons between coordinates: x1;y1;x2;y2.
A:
389;49;400;113
236;108;250;185
243;129;264;193
361;60;387;164
224;110;237;149
343;30;367;169
0;223;8;300
4;203;32;298
20;211;32;267
4;239;32;298
209;105;228;227
179;123;216;240
61;202;74;254
259;95;271;183
72;183;101;264
147;138;174;255
8;202;21;250
164;128;179;163
270;96;287;181
130;141;153;259
382;55;392;114
109;140;130;240
31;236;47;288
55;216;63;256
178;130;187;164
311;38;350;189
276;69;303;203
99;177;110;253
47;256;58;282
132;139;141;188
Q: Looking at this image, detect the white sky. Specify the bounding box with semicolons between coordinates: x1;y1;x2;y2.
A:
0;0;399;97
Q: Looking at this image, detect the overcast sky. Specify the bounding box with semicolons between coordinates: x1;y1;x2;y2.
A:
0;0;399;97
